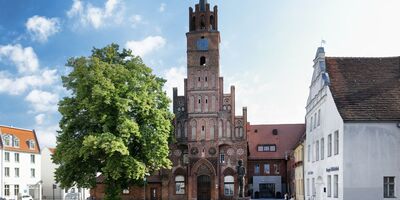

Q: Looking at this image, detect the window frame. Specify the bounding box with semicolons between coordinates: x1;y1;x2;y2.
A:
328;134;332;157
263;164;270;174
175;175;185;195
4;185;10;196
334;175;338;198
384;176;395;198
334;131;339;155
257;144;277;152
327;175;331;197
5;152;10;162
15;153;19;163
224;176;234;197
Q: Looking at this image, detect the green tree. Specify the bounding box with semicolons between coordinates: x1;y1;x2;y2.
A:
53;44;173;200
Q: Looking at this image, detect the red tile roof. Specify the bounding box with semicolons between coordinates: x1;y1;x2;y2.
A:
0;126;40;154
326;57;400;121
247;124;305;160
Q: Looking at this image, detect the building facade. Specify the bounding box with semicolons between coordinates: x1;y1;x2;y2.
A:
41;147;90;200
0;126;42;200
169;0;248;199
293;135;305;200
247;124;305;199
304;47;400;200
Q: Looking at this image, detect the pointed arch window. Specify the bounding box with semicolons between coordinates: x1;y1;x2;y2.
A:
200;56;206;66
210;15;215;30
175;175;185;194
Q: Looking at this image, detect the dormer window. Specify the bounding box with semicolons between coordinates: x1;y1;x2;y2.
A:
13;137;20;148
3;135;11;146
28;140;35;150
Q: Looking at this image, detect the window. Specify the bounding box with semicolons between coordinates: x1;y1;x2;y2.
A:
314;113;317;128
31;168;35;178
175;176;185;194
219;153;225;163
307;179;310;196
29;140;35;149
317;109;321;126
200;56;206;65
257;145;277;152
312;178;316;196
334;131;339;155
224;176;234;196
31;154;35;163
5;167;10;177
3;135;11;146
334;175;338;198
14;185;19;196
384;177;395;198
264;164;270;174
13;137;20;147
310;117;313;131
327;175;332;197
321;138;325;160
307;145;311;162
15;153;19;163
316;140;319;161
328;134;332;157
5;152;10;162
255;164;260;175
274;164;280;174
14;168;19;178
4;185;9;196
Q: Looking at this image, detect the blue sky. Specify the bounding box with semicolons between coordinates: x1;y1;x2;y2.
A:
1;0;400;147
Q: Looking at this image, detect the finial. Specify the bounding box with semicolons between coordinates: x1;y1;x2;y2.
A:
320;39;326;47
199;0;208;11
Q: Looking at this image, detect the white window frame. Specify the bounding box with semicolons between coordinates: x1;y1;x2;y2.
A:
175;175;185;195
384;176;395;198
334;131;339;155
334;175;338;198
224;176;234;196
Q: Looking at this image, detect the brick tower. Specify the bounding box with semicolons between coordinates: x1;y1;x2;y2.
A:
170;1;248;199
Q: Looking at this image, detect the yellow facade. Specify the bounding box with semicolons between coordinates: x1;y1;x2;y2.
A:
294;142;305;200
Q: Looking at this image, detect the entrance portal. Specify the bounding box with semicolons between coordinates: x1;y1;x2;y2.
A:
197;175;211;200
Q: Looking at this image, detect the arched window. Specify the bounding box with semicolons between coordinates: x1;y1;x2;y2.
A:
189;96;194;112
191;120;197;141
224;176;234;196
200;15;206;29
210;15;215;30
209;120;215;140
200;120;206;140
211;95;216;111
191;16;196;31
226;121;231;138
13;137;20;148
218;120;223;138
175;175;185;194
184;122;188;138
197;96;202;112
177;122;182;138
239;127;244;138
200;56;206;66
204;96;209;112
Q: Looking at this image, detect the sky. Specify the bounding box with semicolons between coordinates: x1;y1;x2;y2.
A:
1;0;400;148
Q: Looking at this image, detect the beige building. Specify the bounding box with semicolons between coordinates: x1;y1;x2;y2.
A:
294;135;305;200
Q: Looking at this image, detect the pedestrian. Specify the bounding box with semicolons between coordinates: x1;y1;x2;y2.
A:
290;195;295;200
284;193;289;200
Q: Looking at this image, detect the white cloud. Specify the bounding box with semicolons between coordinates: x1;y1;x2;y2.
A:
26;15;60;42
67;0;123;29
35;114;46;125
0;69;58;95
0;44;39;74
159;3;166;12
129;15;143;28
25;89;59;113
35;124;59;148
163;66;186;101
125;36;166;57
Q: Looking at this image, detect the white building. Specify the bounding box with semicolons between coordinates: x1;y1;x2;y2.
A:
0;126;42;200
304;47;400;200
41;147;89;200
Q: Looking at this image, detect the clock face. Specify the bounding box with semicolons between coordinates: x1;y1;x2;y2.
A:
197;38;208;51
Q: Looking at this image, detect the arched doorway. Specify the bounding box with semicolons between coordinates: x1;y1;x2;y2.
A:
197;175;211;200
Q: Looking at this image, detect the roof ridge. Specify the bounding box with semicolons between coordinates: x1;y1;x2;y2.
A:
326;56;400;59
0;125;33;132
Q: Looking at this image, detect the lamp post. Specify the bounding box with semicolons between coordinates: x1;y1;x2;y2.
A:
143;177;147;200
52;184;56;200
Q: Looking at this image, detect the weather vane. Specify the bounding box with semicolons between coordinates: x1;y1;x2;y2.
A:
321;39;327;47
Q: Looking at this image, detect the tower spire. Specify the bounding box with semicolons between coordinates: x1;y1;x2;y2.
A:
199;0;207;11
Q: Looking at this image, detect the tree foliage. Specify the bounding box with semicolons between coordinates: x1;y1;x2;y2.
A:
53;44;173;200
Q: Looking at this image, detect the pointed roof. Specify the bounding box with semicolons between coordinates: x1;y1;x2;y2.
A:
326;57;400;121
